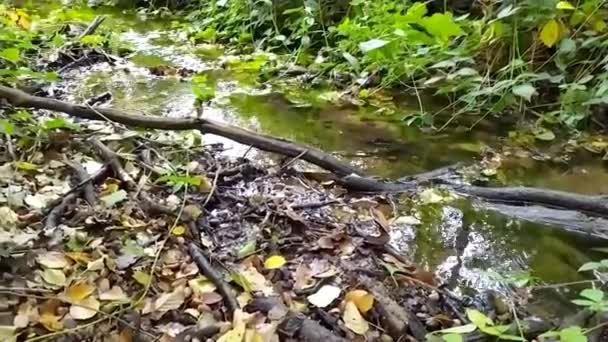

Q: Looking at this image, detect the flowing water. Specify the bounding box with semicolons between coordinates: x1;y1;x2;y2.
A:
32;3;608;316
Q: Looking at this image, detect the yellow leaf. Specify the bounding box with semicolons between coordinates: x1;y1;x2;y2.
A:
38;313;63;331
556;1;575;9
133;271;152;287
64;252;91;265
244;329;263;342
540;19;560;47
64;282;95;303
0;325;18;342
592;18;606;32
172;225;186;236
69;296;99;320
344;290;375;313
264;255;286;269
343;301;369;335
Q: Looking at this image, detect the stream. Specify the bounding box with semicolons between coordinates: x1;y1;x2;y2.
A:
33;3;608;318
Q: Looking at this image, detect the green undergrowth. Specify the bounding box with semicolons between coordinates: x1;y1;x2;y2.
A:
115;0;608;134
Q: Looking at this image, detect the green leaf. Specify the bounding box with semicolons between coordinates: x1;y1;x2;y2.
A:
559;38;576;54
0;120;15;135
540;19;560;47
534;128;555;141
580;288;604;302
44;118;78;131
438;324;477;334
560;326;587;342
0;48;21;63
572;299;599;307
578;262;601;271
359;39;389;53
237;240;257;259
442;333;463;342
191;74;215;102
466;309;493;328
556;1;576;9
100;189;128;207
421;13;463;42
80;34;105;47
231;271;253;293
15;161;39;171
512;84;538;101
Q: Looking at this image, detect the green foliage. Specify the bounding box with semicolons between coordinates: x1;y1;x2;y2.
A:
174;0;608;131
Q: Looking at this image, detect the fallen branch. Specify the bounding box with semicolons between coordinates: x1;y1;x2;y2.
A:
188;242;239;317
0;86;359;177
78;16;106;40
64;160;96;206
5;86;608;219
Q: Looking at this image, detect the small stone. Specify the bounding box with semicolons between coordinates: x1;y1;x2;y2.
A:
429;291;440;301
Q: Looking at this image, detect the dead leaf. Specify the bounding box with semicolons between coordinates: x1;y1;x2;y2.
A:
38;313;64;331
133;270;152;287
13;301;38;328
154;287;186;313
239;265;274;295
64;282;95;303
294;264;314;291
64;252;92;265
217;309;247;342
188;277;217;295
307;285;341;308
343;301;369;335
99;286;129;302
87;256;105;271
41;269;66;287
0;325;18;342
37;252;70;269
202;292;223;305
345;290;374;313
70;296;100;320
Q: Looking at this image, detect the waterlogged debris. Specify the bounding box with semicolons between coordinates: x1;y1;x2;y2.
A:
307;285;341;308
419;188;455;204
264;255;286;269
343;301;369;335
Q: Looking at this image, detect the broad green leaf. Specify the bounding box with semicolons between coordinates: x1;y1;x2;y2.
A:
534;128;555;141
0;120;15;135
442;334;463;342
578;261;601;271
406;2;428;19
421;13;463;42
580;288;604;302
41;269;66;287
560;326;587;342
438;323;477;334
466;309;493;328
556;1;576;9
512;84;538;102
359;39;389;53
540;19;560;47
559;38;576;54
80;34;105;47
572;299;599;306
0;48;20;63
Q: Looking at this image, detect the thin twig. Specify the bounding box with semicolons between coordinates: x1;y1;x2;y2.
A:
202;166;221;209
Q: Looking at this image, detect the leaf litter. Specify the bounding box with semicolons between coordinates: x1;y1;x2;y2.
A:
0;12;508;342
